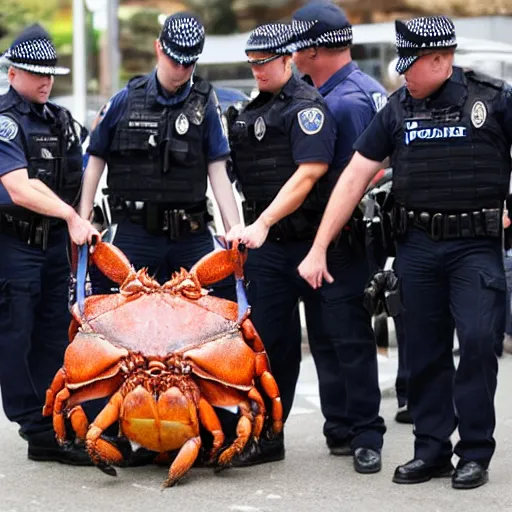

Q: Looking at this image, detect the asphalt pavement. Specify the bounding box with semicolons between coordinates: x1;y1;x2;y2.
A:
1;348;511;512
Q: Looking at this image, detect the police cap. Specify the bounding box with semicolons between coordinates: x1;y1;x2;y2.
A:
395;16;457;75
2;23;69;76
159;12;205;66
291;1;353;51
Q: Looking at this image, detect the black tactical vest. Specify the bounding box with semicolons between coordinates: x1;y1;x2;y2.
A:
230;77;330;238
107;74;211;205
0;88;84;219
391;70;511;211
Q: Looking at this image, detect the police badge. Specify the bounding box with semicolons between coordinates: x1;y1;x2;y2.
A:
297;108;324;135
175;113;190;135
471;101;487;129
254;116;266;141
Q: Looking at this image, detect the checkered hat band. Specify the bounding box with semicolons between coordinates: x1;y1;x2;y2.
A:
396;35;458;56
6;37;57;66
161;39;200;64
292;21;352;49
9;61;69;75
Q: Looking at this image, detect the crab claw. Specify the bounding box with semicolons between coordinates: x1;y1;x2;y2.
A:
97;461;117;477
190;240;248;286
89;241;135;286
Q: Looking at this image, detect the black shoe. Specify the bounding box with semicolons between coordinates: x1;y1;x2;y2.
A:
393;458;454;484
353;448;381;474
395;407;413;424
230;435;285;468
27;431;93;466
452;461;489;489
327;438;352;456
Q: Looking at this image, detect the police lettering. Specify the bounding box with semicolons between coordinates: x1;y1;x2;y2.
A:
404;126;466;145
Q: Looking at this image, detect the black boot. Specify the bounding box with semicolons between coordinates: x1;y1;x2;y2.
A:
27;430;93;466
452;461;489;489
230;432;285;467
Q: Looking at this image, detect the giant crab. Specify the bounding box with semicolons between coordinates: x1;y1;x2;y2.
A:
43;240;282;487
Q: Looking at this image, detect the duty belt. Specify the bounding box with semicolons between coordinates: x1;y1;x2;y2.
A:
0;212;57;251
242;200;317;243
111;200;209;240
392;206;502;241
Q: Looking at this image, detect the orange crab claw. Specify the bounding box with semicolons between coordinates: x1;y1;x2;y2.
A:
189;241;247;286
90;241;135;286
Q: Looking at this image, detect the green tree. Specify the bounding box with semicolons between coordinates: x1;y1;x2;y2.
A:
0;0;59;49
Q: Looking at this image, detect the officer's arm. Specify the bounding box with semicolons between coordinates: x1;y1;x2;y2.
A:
259;162;328;227
29;178;62;200
208;160;241;232
79;155;106;219
313;152;383;251
1;168;78;221
205;92;241;231
257;104;334;226
79;94;124;219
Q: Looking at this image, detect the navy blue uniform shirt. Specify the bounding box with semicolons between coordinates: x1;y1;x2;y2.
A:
354;66;512;162
0;89;31;178
280;75;337;165
318;62;387;170
88;69;230;162
243;74;336;164
0;184;12;206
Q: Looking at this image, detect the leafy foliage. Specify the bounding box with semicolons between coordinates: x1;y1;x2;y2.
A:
0;0;59;49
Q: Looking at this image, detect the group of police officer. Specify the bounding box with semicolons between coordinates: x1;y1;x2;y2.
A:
0;0;509;491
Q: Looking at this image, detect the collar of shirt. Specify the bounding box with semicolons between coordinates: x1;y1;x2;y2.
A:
6;86;51;119
148;69;194;106
277;74;302;99
318;61;359;97
247;74;297;110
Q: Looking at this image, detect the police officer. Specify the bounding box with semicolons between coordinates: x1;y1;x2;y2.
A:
299;15;512;489
0;24;98;464
289;1;387;463
225;22;382;474
79;12;240;295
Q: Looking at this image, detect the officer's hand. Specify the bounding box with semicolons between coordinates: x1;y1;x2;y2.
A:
298;246;334;289
504;210;511;229
238;218;269;249
225;223;245;242
67;214;101;246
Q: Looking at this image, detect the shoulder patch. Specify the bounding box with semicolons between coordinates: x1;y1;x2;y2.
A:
297;107;324;135
0;115;18;142
372;92;388;112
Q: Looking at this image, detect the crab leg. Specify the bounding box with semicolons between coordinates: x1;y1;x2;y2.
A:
68;405;90;442
86;391;126;476
197;398;225;463
189;241;247;286
240;320;283;435
164;437;202;488
89;241;134;286
216;408;252;468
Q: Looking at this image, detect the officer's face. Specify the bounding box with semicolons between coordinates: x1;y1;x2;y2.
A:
291;48;314;76
403;52;453;99
8;67;53;104
155;40;195;93
247;52;291;93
